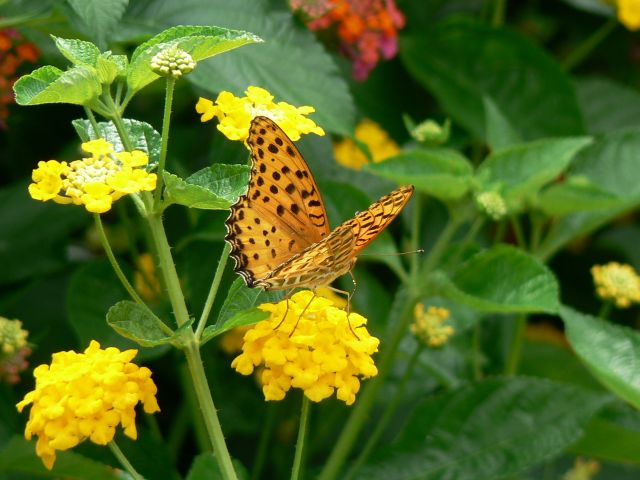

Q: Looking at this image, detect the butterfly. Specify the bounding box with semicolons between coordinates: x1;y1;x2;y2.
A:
224;116;414;293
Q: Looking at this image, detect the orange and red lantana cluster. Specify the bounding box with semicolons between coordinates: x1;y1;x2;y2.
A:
292;0;405;81
0;29;39;128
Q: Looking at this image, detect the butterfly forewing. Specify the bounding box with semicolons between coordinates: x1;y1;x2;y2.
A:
343;185;414;256
225;116;330;286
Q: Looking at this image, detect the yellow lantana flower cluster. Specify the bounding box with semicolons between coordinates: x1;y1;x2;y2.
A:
617;0;640;30
591;262;640;308
231;290;379;405
411;304;454;348
334;118;400;169
196;86;325;142
16;341;160;470
28;139;157;214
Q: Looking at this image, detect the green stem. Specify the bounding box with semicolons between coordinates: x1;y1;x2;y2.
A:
291;396;311;480
319;290;415;480
491;0;507;27
494;219;506;243
109;440;143;480
103;93;135;152
598;301;613;320
423;209;467;274
448;216;485;270
184;342;238;480
409;193;423;284
146;213;236;479
84;107;101;137
504;314;527;376
345;343;424;480
154;77;176;205
530;213;544;255
562;17;618;72
251;404;278;480
510;215;527;250
94;214;173;336
94;215;143;306
197;243;231;339
473;321;483;380
146;214;191;327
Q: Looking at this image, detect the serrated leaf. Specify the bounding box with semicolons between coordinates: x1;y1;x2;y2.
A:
127;25;262;95
217;277;282;325
107;300;181;347
201;308;268;344
576;76;640;135
0;436;119;479
14;65;101;106
538;178;623;216
67;0;129;48
53;36;101;66
163;164;249;210
475;137;592;211
95;54;121;84
353;377;608;480
72;118;161;166
432;244;560;313
126;0;355;135
561;306;640;410
483;95;522;150
401;17;585;141
364;148;473;201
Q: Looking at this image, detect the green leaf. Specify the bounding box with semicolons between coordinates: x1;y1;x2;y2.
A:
126;0;356;135
201;308;268;344
162;164;249;210
95;53;125;84
72;118;161;165
67;0;129;48
572;413;640;465
475;137;592;211
364;149;473;201
127;25;262;95
433;244;560;313
561;305;640;410
571;128;640;197
107;300;180;347
67;261;166;360
187;453;222;480
201;277;280;344
218;277;282;325
576;76;640;134
401;17;585;141
354;377;608;480
0;181;87;286
0;435;119;479
13;65;102;106
483;96;522;150
538;178;623;216
52;36;101;66
1;186;79;285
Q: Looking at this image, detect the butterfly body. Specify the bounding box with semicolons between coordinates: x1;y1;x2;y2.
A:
225;116;413;291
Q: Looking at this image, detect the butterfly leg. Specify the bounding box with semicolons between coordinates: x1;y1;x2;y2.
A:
289;291;317;337
275;289;296;331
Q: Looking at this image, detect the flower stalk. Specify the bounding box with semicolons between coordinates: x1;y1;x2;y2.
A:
291;396;311;480
109;441;144;480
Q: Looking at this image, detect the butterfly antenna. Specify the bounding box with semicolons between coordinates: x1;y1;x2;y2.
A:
359;248;424;258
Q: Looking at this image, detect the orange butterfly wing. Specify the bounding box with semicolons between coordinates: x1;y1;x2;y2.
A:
225;116;330;287
225;116;414;291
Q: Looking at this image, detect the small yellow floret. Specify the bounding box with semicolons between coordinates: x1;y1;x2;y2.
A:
16;341;160;470
28;140;156;214
411;304;454;348
196;86;325;143
562;457;600;480
617;0;640;30
591;262;640;308
334;118;400;170
231;290;379;405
